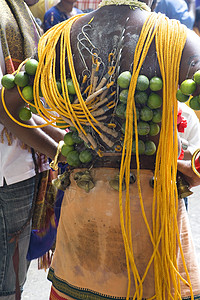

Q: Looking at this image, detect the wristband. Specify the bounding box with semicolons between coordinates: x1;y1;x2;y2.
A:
191;149;200;178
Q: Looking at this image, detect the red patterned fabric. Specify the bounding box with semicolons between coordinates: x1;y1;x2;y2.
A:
50;286;69;300
177;107;187;133
75;0;101;11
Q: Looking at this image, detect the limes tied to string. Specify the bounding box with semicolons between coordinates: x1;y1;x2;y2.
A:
176;89;190;102
14;71;29;87
66;78;76;95
18;107;32;121
1;74;15;89
64;132;75;146
152;109;162;123
189;95;200;110
144;140;156;155
132;140;145;154
147;92;162;109
140;106;153;121
149;122;160;136
116;103;126;118
193;70;200;84
180;79;196;96
22;86;34;101
79;150;92;163
137;121;150;135
25;58;39;76
117;71;132;89
135;91;148;105
136;75;149;91
71;131;83;144
66;150;81;167
61;144;74;157
119;89;129;104
149;76;163;91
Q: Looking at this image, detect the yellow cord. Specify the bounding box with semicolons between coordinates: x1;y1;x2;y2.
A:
1;10;193;300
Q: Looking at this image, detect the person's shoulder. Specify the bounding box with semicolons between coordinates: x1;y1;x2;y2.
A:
44;5;57;17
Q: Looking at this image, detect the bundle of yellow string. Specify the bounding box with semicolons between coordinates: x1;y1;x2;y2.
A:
1;9;192;300
121;13;190;300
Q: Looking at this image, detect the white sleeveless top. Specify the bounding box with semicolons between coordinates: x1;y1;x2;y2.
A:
0;39;49;186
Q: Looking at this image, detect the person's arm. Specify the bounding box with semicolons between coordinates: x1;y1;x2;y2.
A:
177;159;200;187
32;114;66;143
179;28;200;88
0;86;66;162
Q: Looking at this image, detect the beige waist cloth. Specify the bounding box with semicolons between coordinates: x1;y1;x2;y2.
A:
49;168;200;299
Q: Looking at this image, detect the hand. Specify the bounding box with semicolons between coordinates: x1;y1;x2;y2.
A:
177;159;200;188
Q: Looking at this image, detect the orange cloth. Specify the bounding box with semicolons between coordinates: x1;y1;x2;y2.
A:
48;168;200;299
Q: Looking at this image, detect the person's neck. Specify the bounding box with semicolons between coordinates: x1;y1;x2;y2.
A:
56;1;74;14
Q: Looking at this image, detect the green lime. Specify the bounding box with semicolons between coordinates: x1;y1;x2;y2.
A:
72;132;83;144
56;81;62;93
116;103;126;118
14;71;29;87
56;121;68;129
19;107;32;121
25;58;38;76
149;123;160;136
67;150;81;167
176;89;190;103
193;70;200;84
135;91;148;105
180;79;196;95
189;96;200;110
79;150;93;163
132;139;145;154
117;71;132;89
67;78;76;95
1;74;15;89
147;92;162;109
145;140;156;155
149;76;163;91
140;106;153;121
64;132;75;146
61;144;74;157
152;109;162;123
22;85;34;101
136;75;149;91
137;121;150;136
119;89;129;104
